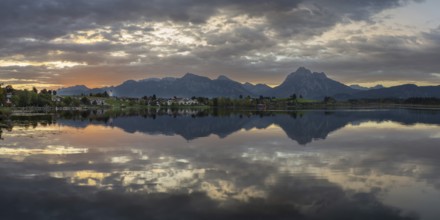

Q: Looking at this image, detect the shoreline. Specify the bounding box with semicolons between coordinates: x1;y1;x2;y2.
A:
2;104;440;117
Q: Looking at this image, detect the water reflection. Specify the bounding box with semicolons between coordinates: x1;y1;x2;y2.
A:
0;169;418;220
1;109;440;219
10;108;440;144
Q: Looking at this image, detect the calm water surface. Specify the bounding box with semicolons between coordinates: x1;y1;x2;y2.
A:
1;109;440;220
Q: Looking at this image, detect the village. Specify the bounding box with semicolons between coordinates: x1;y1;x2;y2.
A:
0;83;207;109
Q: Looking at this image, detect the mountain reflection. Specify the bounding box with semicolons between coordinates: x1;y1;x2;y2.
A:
2;109;440;219
45;109;440;145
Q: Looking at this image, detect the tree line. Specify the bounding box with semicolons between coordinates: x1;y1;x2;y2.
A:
1;85;57;107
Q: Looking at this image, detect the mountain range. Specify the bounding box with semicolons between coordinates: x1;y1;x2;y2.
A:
58;67;440;100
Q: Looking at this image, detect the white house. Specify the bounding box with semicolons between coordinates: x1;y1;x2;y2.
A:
52;96;62;102
5;93;12;105
167;98;199;106
90;98;106;106
178;98;199;105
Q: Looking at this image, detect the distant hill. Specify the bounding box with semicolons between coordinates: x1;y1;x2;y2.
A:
269;67;356;99
58;85;90;96
350;84;384;91
57;67;440;100
344;84;440;99
58;85;109;96
242;82;272;96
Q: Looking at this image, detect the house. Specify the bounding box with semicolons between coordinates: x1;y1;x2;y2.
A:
5;93;12;105
167;98;199;106
177;98;186;105
184;99;199;105
174;98;199;105
52;96;62;102
90;98;106;106
257;104;266;110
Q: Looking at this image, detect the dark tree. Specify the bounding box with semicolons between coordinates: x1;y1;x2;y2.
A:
291;94;297;100
212;98;219;106
323;96;336;104
63;96;73;106
5;85;14;93
80;96;91;105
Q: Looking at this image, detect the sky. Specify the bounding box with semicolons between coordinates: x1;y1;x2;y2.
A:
0;0;439;89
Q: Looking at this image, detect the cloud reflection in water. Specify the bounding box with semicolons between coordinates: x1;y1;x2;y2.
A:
1;109;440;219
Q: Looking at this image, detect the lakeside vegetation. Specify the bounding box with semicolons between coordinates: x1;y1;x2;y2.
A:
2;99;440;141
2;84;440;120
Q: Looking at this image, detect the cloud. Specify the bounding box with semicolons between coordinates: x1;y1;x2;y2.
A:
0;0;412;41
306;27;440;84
0;0;433;88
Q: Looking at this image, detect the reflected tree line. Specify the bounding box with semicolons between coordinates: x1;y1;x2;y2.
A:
0;113;11;140
2;109;440;145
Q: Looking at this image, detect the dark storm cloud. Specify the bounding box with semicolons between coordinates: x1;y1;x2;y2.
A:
0;0;299;41
0;0;431;87
0;0;413;40
305;27;440;84
0;66;54;82
313;0;404;21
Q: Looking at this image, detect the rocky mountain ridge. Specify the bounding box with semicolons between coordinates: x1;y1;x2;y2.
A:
58;67;440;100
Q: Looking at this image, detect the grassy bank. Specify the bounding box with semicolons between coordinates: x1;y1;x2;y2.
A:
0;108;12;131
0;107;12;118
3;97;440;115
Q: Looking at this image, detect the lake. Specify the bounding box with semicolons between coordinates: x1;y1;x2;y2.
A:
1;109;440;220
